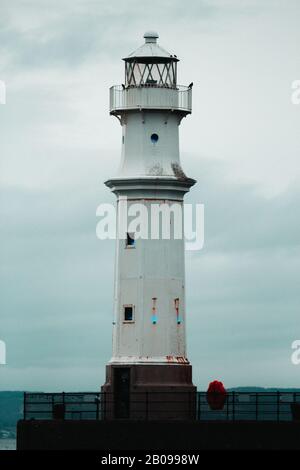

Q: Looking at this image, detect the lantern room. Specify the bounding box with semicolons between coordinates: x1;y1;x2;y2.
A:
123;31;178;88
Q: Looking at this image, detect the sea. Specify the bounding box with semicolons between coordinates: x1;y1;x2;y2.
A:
0;439;16;450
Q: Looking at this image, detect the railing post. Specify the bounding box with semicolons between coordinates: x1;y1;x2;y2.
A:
226;393;229;421
23;392;26;420
197;392;201;421
103;392;107;421
277;391;280;422
96;394;100;420
62;391;65;420
146;391;149;421
255;393;258;421
232;391;235;421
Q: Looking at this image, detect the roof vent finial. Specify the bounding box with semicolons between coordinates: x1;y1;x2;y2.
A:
143;31;159;44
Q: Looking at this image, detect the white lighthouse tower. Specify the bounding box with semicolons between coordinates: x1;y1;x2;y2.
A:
102;32;197;419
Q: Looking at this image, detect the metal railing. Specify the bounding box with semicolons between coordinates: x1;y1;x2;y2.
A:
109;85;192;114
23;391;300;422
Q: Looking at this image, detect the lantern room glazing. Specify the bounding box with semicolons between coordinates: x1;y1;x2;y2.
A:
123;31;178;88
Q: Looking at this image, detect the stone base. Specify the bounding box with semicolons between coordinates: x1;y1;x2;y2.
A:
101;363;197;420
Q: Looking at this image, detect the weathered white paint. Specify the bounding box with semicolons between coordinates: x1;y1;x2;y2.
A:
106;33;195;365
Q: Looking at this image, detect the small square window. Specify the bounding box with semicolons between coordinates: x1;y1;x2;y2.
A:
126;232;135;248
124;305;134;322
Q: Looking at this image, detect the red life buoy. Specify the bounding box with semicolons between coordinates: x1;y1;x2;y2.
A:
206;380;227;410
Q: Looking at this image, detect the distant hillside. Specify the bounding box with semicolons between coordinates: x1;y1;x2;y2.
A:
0;392;23;438
228;387;300;393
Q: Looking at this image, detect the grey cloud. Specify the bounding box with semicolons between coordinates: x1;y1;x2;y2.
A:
0;0;266;72
187;157;300;254
1;0;300;391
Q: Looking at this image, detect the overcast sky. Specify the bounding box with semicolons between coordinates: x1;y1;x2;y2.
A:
0;0;300;391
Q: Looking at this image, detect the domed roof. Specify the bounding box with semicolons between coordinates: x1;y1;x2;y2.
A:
123;32;179;63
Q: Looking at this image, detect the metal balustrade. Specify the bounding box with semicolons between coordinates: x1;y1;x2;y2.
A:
109;85;192;114
23;391;300;422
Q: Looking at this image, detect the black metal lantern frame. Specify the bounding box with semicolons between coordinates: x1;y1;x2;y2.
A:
125;60;177;88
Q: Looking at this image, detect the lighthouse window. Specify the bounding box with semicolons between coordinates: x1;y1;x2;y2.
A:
124;305;134;322
126;232;135;248
151;133;159;143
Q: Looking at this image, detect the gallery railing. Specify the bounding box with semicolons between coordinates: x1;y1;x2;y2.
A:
23;391;300;422
109;85;192;114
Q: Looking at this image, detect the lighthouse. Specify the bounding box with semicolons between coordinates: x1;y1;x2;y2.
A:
102;32;197;419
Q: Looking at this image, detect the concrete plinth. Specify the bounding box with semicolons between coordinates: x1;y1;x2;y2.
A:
101;363;197;420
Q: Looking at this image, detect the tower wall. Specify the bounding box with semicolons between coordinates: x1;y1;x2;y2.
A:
111;197;187;363
119;110;180;178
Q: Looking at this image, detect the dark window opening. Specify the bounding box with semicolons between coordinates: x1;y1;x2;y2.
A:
114;368;130;419
124;306;133;322
126;232;135;247
151;133;159;143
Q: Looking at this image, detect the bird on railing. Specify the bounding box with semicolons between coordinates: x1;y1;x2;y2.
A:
122;84;125;90
188;82;193;88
